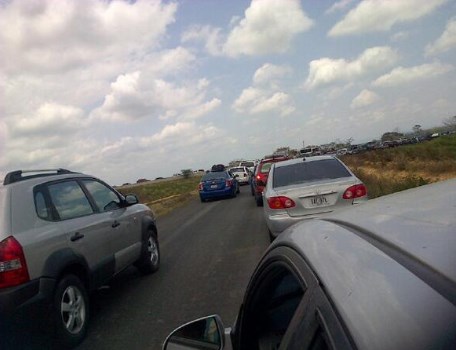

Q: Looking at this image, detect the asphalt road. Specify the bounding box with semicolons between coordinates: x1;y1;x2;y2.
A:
3;185;270;350
80;185;270;350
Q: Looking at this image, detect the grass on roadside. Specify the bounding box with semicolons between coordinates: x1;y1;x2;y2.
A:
117;176;202;217
341;135;456;198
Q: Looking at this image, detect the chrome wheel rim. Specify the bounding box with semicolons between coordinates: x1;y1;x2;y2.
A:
60;285;86;334
148;236;159;265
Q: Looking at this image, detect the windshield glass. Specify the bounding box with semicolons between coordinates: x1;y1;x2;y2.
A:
259;162;273;174
202;172;229;181
273;159;351;188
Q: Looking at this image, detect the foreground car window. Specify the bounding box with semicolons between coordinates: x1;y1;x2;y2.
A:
82;179;121;212
273;159;351;188
241;266;305;350
48;181;94;220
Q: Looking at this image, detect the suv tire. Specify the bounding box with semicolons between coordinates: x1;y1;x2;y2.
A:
136;229;160;274
53;274;89;348
255;194;263;207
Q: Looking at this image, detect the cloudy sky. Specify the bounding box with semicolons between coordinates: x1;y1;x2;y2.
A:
1;0;455;185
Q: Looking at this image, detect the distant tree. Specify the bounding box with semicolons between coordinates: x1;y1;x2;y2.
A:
181;169;193;179
413;124;422;135
345;137;354;146
443;115;456;130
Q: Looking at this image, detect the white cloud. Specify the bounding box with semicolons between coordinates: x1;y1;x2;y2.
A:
92;72;220;122
325;0;356;14
232;87;294;117
9;102;86;137
372;62;454;87
425;17;456;56
329;0;447;37
0;0;177;74
351;89;381;109
181;25;223;56
253;63;292;86
390;31;409;42
223;0;313;57
305;46;399;89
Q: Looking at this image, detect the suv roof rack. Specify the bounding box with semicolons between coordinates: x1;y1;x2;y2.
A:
3;169;77;185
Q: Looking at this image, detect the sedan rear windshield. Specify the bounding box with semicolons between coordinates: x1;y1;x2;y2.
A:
273;159;351;188
202;172;229;180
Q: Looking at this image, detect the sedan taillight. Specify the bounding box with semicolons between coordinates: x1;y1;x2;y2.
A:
267;196;296;209
0;236;30;289
198;183;203;191
226;179;233;187
343;184;367;199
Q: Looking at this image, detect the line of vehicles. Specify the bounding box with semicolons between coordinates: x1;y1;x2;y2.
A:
2;161;455;349
199;153;368;242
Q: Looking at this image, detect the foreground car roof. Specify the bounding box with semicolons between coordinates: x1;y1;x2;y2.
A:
275;179;456;349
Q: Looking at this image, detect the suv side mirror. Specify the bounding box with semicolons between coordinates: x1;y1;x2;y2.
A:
163;315;225;350
125;194;139;205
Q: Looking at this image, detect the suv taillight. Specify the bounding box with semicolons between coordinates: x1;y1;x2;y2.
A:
0;236;30;289
343;184;367;199
267;196;296;209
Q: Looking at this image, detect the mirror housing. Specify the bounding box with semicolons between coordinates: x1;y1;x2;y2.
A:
124;194;139;205
163;315;225;350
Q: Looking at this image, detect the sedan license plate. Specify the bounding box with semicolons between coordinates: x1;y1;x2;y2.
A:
310;195;328;207
210;185;218;189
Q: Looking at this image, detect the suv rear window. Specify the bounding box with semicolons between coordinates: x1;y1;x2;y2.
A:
231;167;245;172
240;162;254;167
273;159;351;188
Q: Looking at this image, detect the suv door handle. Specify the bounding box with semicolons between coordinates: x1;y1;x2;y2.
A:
112;220;120;228
70;232;85;242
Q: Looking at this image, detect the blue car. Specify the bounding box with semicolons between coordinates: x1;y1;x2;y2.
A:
199;169;240;202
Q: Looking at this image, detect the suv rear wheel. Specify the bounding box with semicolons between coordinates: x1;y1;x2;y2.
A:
136;229;160;274
53;274;89;348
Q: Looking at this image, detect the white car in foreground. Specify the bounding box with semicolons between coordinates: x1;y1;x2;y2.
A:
164;178;456;350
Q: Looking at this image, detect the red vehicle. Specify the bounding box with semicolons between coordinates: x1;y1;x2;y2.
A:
252;155;288;206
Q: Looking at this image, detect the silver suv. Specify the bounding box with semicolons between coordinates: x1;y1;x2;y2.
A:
0;169;160;347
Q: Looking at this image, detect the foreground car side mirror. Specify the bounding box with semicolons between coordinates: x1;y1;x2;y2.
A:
163;315;225;350
124;194;139;205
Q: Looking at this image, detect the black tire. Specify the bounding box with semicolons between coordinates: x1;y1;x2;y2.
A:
136;229;160;274
268;229;276;243
255;194;263;207
200;195;205;203
52;274;89;348
236;185;240;194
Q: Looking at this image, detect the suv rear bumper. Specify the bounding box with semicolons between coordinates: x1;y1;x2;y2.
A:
0;277;55;323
